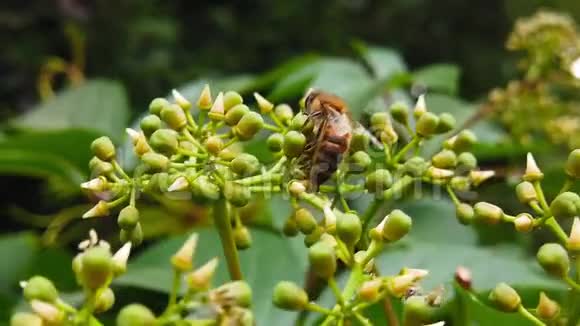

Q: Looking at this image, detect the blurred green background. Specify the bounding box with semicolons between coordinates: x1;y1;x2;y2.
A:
1;1;579;325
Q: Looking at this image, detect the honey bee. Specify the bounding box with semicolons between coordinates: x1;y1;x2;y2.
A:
299;90;353;190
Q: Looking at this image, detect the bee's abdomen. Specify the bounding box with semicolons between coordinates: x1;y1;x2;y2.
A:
310;132;351;189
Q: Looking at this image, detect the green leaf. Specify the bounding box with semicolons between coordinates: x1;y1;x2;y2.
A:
0;233;37;296
115;228;307;325
413;64;461;95
357;45;407;80
268;58;323;102
11;80;130;141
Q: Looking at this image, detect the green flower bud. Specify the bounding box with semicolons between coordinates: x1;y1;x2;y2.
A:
295;208;317;234
380;127;399;145
120;223;143;246
283;215;299;237
274;104;294;124
272;281;309;311
365;169;393;193
283;131;306;158
224;91;244;111
456;203;474;225
140;115;161;137
197;84;212;110
450;176;471;192
219;148;237;162
148;129;178;155
514;213;534;233
550;192;580;219
351;151;372;171
489;283;521;312
515;181;537;204
565;149;580;179
383;210;412;242
403;157;428;177
209;92;225;121
204;136;222;155
290;112;308;130
234;111;264;140
359;279;383;302
473;202;503;225
213;280;253;308
370;112;390;130
89;157;114;176
23;276;58;303
536;292;560;321
91;136;116;161
10;312;42;326
141;152;169;172
186;258;218;291
234;227;252;250
452;130;477;152
403;296;439;325
231;153;260;176
80;246;113;290
190;176;220;202
415;112;440;137
435;112;456;134
160;104;187;130
337;212;362;247
225;104;250;126
118;206;139;230
94;287;115;313
351;129;370;152
117;304;156;326
308;242;336;279
431;149;457;169
224;182;251;207
254;92;274;114
148;97;169;116
457;152;477;170
304;227;324;247
267;133;284;152
390;101;409;125
537;243;569;278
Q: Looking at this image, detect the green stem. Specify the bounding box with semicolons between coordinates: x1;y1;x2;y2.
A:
517;305;545;326
545;217;569;245
533;181;550;213
305;302;337;316
446;186;460;206
564;276;580;292
328;277;345;306
353;312;372;326
391;136;420;163
559;178;574;195
360;198;382;247
213;201;243;280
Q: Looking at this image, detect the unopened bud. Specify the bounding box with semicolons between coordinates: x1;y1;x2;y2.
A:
283;131;306;158
224;91;243;111
117;304;156;326
30;300;63;324
234;111;264;140
426;166;454;180
288;181;306;197
272;281;309;311
308;241;337;279
473;202;503;225
23;276;58;303
457;152;477;170
196;84;212;110
515;181;537;204
148;129;178;155
186;257;218;291
380;127;399;145
80;246;113;290
141;152;169;172
416;112;440;137
139;115;161;137
212;280;252;308
225;104;250;126
83;200;109;219
370;112;391;131
118;206;139;230
536;292;560;321
290;112;308;130
489;283;521;312
120;222;143;246
413;94;427;119
295;208;317;234
383;210;412;242
359;279;383;302
209;92;225;121
435;113;456;134
451;130;477;153
537;243;569;278
514;213;533;233
455;203;474;225
89;157;113;176
112;242;132;276
351;129;370;152
390;101;409;125
568;217;580;252
94;287;115;313
565;149;580;179
274;104;294;124
431;150;457;169
403;157;428;177
450;176;470;192
455;266;472;290
304;227;324;247
550;192;580;219
387;274;416;298
172;89;191;110
523;153;544;182
234;226;252;250
365;169;393;193
91;136;116;161
231;153;260;176
403;296;439;324
224;182;251;207
337;212;362;247
267;133;284;152
254;92;274;114
469;170;495;186
161;104;187;130
323;206;337;232
171;233;198;272
81;177;108;193
351;151;372;171
10;312;42;326
149;97;169;115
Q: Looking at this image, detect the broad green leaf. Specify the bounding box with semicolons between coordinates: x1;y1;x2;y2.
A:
116;228;307;325
11;80;130;141
413;64;461;95
357;45;407;80
0;233;37;296
268;58;323;102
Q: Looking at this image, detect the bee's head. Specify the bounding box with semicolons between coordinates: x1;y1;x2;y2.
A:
303;88;320;114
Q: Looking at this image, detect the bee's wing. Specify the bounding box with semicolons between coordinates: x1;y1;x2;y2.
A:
352;121;384;150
